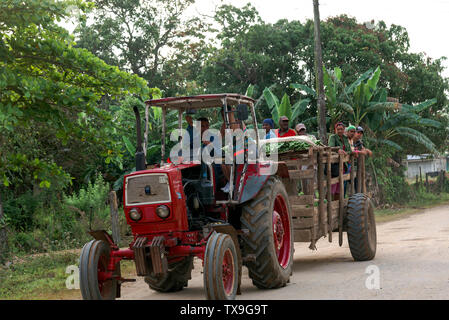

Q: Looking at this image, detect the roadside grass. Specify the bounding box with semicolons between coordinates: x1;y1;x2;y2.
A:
0;250;136;300
375;192;449;223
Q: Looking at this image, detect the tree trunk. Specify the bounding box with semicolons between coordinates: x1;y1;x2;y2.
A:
313;0;328;145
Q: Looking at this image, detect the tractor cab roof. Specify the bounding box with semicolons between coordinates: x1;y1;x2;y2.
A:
145;94;255;110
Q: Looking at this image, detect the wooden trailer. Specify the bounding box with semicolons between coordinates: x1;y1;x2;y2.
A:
278;146;376;260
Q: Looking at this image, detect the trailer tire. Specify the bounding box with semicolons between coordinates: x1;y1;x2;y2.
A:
79;240;118;300
346;193;377;261
240;176;293;289
144;256;193;292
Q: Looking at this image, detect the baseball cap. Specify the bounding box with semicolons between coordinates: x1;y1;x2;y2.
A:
296;123;306;131
279;116;289;121
356;126;364;133
347;125;356;131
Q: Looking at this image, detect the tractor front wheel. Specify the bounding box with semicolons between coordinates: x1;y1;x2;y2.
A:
144;257;193;292
240;176;294;289
79;240;119;300
203;232;239;300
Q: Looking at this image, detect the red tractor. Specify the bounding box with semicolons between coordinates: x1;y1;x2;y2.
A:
78;93;377;300
79;94;294;300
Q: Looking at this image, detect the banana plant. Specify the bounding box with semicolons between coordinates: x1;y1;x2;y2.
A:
262;87;310;125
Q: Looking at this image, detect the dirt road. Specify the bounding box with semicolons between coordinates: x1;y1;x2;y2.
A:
118;204;449;300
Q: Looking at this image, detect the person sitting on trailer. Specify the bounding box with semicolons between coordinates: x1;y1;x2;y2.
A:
262;118;276;139
275;116;297;137
354;126;373;157
345;125;356;152
328;122;354;200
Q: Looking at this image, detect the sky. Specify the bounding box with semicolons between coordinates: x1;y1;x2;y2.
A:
188;0;449;78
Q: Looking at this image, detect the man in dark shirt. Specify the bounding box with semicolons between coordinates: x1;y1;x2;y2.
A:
354;126;373;157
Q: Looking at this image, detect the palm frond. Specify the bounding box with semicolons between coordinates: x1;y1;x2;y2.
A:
395;127;439;154
364;102;401;114
401;98;437;113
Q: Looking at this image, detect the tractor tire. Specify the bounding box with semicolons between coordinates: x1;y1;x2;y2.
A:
144;256;193;292
203;232;239;300
346;193;377;261
240;176;294;289
79;240;119;300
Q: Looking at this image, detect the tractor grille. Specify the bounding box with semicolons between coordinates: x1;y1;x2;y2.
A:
126;174;171;205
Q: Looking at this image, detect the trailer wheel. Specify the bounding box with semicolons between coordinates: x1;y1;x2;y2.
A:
79;240;118;300
240;176;293;289
144;257;193;292
204;232;239;300
346;193;377;261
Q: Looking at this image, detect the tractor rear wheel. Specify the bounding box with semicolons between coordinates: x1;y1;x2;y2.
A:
203;232;239;300
144;257;193;292
240;176;293;289
79;240;119;300
346;193;377;261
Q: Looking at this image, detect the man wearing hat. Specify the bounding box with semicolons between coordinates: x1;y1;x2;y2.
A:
354;126;373;157
295;123;307;136
275;116;297;138
346;125;357;151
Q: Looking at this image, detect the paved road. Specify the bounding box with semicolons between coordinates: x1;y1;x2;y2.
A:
119;205;449;300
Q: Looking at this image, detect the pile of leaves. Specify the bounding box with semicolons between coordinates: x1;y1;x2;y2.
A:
277;141;312;153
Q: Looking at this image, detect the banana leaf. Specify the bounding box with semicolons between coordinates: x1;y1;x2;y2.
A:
279;93;292;121
263;87;280;123
290;83;317;98
345;68;373;95
291;99;310;122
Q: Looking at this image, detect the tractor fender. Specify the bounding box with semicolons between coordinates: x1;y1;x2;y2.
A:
238;161;288;203
88;230;116;247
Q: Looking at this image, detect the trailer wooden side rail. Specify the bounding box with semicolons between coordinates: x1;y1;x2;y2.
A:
279;146;367;249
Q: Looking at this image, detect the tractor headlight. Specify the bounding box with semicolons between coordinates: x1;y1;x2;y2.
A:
129;208;142;221
156;205;170;219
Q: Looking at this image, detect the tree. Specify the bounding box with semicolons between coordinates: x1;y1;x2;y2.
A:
74;0;207;95
313;0;327;144
0;0;149;191
199;4;307;98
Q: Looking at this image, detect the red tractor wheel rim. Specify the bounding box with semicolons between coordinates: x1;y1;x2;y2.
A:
96;254;110;295
272;194;291;268
222;248;235;296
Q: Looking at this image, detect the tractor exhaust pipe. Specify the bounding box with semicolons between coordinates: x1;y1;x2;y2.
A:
133;106;146;171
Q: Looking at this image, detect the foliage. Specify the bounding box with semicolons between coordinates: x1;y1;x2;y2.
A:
74;0;208;96
262;87;310;125
0;0;149;191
